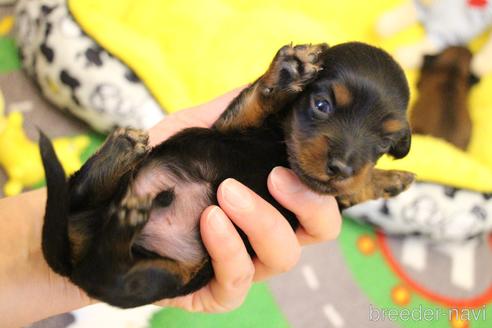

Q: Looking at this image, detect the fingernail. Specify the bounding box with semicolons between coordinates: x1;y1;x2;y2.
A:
208;207;228;234
270;167;304;194
222;179;254;210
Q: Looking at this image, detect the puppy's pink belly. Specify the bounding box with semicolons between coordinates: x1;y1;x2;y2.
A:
138;208;205;265
132;165;212;265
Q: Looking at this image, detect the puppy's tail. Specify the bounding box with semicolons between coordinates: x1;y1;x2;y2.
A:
39;131;72;276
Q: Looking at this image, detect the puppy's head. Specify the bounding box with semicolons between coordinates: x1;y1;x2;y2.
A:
286;42;410;195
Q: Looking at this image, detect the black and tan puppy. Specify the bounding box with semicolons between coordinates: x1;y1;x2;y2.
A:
40;42;414;308
410;47;479;150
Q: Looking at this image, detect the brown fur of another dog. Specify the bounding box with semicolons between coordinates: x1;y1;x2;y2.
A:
410;47;479;150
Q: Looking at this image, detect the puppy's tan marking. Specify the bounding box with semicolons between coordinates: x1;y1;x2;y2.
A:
129;258;208;286
337;169;414;207
215;43;327;132
331;163;372;195
225;85;265;130
383;119;404;134
292;134;329;180
332;83;352;107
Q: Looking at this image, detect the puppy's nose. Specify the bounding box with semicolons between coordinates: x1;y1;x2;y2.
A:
327;159;354;178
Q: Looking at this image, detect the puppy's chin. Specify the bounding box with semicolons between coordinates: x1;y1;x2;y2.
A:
289;160;343;195
289;160;371;196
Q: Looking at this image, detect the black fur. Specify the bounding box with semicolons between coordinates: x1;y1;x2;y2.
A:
39;131;72;276
39;42;413;308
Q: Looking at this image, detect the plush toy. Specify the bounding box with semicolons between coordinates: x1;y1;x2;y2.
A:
345;182;492;242
0;88;89;196
13;0;165;132
376;0;492;75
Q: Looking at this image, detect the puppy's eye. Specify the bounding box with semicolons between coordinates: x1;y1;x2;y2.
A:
313;99;334;115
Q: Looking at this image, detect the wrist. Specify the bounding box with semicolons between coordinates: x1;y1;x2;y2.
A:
0;189;93;327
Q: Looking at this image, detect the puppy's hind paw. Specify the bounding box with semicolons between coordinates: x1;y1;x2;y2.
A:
98;127;150;175
112;127;150;155
117;193;152;228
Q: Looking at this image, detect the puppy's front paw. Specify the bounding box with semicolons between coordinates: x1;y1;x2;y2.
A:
376;170;415;198
336;170;414;209
117;193;152;228
262;43;328;95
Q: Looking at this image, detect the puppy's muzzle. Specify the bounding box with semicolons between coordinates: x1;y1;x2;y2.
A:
326;159;354;178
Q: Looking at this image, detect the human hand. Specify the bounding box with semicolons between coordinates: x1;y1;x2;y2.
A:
0;89;341;328
148;90;342;312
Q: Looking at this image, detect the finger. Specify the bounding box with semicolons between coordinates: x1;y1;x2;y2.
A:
217;179;301;280
197;206;254;312
268;167;342;245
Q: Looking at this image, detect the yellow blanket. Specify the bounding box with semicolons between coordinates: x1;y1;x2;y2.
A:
69;0;492;192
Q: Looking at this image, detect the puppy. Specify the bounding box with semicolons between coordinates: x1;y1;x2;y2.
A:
39;42;414;308
410;47;479;150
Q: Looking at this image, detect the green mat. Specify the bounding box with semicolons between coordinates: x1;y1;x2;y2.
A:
151;283;289;328
0;37;20;73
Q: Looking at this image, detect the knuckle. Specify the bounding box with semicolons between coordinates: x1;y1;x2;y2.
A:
205;298;236;314
214;297;244;313
230;264;255;289
206;281;251;313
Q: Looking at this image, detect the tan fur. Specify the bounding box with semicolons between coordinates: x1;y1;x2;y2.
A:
291;132;329;180
331;163;373;195
217;85;266;131
215;44;326;132
332;83;352;107
337;169;414;207
410;47;473;150
129;258;208;286
383;119;404;134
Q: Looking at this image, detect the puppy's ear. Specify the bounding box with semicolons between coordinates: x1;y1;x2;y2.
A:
39;131;73;276
468;73;480;86
389;124;411;159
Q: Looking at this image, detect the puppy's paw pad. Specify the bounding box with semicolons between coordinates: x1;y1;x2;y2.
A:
265;43;327;94
278;44;295;57
293;43;328;65
382;171;415;198
118;194;152;227
117;127;149;146
109;127;150;158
